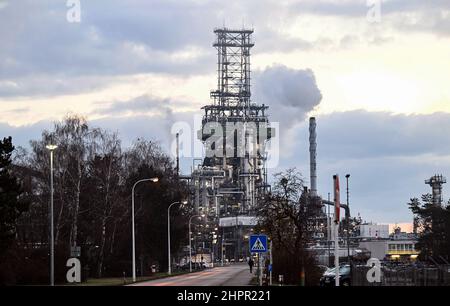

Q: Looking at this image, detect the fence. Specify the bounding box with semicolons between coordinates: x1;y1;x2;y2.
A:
352;263;450;286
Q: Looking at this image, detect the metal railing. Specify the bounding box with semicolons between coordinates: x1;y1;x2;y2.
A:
352;263;450;286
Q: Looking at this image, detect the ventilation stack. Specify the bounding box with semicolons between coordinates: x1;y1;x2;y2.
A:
425;174;447;206
309;117;318;197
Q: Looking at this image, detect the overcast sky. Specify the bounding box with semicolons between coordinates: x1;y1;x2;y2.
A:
1;0;450;226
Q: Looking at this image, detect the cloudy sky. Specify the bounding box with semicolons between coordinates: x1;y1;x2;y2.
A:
1;0;450;226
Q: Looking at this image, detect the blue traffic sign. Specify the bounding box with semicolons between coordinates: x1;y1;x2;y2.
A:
249;234;268;253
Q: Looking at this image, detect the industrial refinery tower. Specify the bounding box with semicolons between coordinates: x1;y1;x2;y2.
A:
425;175;447;206
190;28;274;263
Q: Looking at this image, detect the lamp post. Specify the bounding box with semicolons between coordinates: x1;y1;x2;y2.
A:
189;214;204;272
345;174;350;263
168;200;187;275
131;177;158;282
327;192;331;266
46;143;58;286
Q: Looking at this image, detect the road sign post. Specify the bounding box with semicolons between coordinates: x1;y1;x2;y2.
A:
269;241;273;286
259;254;263;286
249;235;268;253
249;234;268;286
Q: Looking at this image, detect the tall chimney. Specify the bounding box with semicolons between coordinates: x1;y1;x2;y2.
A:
309;117;317;197
176;132;180;177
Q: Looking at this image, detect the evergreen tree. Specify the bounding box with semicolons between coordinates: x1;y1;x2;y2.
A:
0;137;28;255
408;194;450;260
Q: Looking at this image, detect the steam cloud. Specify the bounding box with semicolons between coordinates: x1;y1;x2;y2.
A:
253;65;322;153
254;65;322;130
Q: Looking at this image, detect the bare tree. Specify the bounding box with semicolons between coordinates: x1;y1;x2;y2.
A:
256;168;322;285
8;116;190;283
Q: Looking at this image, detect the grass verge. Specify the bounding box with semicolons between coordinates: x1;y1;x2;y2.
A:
68;271;190;286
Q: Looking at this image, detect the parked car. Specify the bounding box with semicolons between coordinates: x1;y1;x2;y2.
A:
180;262;207;271
203;262;213;268
320;264;352;286
317;265;329;274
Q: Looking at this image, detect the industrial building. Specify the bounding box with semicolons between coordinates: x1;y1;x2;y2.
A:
359;224;390;239
185;28;275;265
182;27;433;268
358;226;419;261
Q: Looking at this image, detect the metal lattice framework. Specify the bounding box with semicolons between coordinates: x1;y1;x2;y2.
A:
209;28;256;118
198;29;272;215
425;174;447;206
190;28;275;262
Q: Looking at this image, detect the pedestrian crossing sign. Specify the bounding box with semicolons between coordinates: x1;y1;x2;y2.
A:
249;234;268;253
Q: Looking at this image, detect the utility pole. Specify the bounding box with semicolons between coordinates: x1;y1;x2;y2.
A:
257;253;262;286
189;214;205;272
221;227;225;266
327;192;331;267
345;174;350;264
176;133;179;178
131;177;159;282
46;143;58;286
333;175;340;287
168;201;186;275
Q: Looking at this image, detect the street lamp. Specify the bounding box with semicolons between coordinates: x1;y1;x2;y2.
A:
345;174;350;263
168;200;187;275
189;214;204;272
45;143;58;286
131;177;159;282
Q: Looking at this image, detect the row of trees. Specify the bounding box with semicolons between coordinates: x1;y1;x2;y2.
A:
0;115;190;285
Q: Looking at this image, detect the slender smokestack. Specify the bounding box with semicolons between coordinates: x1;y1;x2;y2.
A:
309;117;317;197
176;132;180;177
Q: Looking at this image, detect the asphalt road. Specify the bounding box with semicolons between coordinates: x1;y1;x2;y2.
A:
131;263;254;286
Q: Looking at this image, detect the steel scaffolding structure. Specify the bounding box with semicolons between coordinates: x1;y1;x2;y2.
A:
425;174;447;206
190;28;274;263
211;28;253;110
